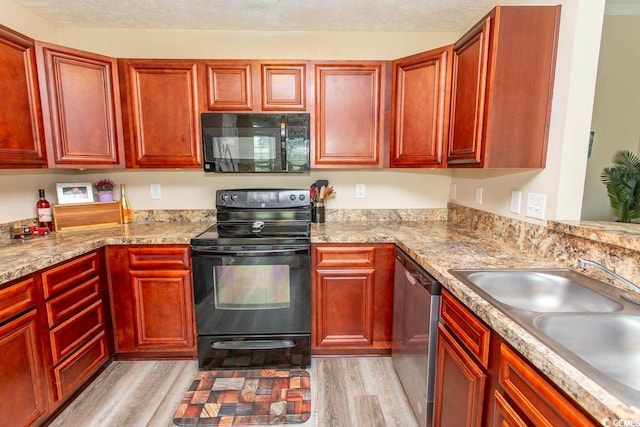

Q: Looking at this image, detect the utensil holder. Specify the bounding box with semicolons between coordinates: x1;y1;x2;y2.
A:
312;202;325;223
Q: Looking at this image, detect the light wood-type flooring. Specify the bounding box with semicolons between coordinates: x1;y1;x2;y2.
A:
49;357;419;427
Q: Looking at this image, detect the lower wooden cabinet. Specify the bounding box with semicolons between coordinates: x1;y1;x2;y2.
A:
311;243;394;355
107;245;196;357
435;289;598;426
41;250;111;405
0;308;49;427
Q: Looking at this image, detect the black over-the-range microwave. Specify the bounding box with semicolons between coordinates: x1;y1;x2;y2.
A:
201;113;310;173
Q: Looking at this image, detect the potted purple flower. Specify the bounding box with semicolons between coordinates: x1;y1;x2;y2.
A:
93;178;115;202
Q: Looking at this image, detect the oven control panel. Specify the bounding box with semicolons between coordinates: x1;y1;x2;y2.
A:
217;189;310;208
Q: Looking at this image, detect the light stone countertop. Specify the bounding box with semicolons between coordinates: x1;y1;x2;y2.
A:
1;220;637;423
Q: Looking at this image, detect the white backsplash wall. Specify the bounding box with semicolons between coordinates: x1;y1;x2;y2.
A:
0;169;452;223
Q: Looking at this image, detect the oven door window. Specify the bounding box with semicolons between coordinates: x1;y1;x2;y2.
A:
214;264;290;309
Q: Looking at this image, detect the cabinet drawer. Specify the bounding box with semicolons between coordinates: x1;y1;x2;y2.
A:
42;252;99;299
315;246;375;268
46;276;101;327
50;300;104;364
440;290;490;367
498;343;596;426
0;277;36;324
53;331;108;402
128;246;190;269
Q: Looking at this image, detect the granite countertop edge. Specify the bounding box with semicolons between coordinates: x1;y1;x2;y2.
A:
0;220;637;422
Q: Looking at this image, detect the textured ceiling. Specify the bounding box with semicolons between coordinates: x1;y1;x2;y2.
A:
11;0;498;32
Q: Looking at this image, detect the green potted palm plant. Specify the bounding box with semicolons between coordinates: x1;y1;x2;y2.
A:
600;150;640;223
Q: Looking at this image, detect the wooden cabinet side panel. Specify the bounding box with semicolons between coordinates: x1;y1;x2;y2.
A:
0;25;47;168
122;60;202;167
447;17;491;166
391;46;452;167
106;245;136;352
313;269;375;349
314;63;383;166
36;42;124;167
434;323;486;427
0;310;49;426
372;244;394;346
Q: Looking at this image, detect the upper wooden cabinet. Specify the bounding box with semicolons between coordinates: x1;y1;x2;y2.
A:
119;59;202;168
447;6;560;168
0;25;47;168
35;42;125;168
313;62;390;168
390;46;452;168
203;61;307;112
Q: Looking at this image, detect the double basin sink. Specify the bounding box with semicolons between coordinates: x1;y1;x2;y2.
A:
449;268;640;407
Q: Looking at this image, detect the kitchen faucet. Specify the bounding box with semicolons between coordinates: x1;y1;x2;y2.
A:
578;258;640;301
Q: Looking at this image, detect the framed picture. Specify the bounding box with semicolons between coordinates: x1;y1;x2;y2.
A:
56;182;94;204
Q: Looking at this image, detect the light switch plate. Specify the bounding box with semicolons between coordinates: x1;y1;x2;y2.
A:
510;191;522;214
526;193;546;220
356;184;365;198
475;187;483;204
150;184;162;199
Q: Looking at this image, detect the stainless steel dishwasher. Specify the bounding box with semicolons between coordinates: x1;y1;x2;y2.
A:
392;248;441;427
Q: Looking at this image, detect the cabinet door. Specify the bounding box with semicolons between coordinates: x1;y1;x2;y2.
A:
0;310;49;427
261;63;307;111
446;17;490;166
391;46;452;167
120;60;202;168
498;343;597;426
313;268;375;350
36;41;124;168
130;270;195;349
0;25;47;168
434;323;486;427
204;62;253;111
314;62;389;167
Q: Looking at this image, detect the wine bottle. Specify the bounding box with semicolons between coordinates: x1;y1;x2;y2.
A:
36;189;53;230
120;184;132;224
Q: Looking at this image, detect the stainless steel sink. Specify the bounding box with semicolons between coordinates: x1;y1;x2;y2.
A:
449;268;640;407
453;269;623;313
535;314;640;392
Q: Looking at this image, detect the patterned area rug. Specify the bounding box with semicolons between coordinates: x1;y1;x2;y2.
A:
173;369;311;426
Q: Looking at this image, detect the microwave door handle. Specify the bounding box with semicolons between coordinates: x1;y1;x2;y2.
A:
280;119;287;171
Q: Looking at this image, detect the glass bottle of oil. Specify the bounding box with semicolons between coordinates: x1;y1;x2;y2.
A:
120;184;132;224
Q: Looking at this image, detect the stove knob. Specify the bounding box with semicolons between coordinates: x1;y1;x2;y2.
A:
231;193;239;202
299;194;306;201
220;193;230;203
289;194;296;201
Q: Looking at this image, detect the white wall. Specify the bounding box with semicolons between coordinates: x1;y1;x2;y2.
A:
449;0;606;223
0;0;607;224
582;15;640;220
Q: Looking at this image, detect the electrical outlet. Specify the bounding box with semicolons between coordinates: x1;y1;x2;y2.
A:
475;187;483;204
526;193;547;220
450;183;457;200
510;191;522;214
150;184;162;199
356;184;366;198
